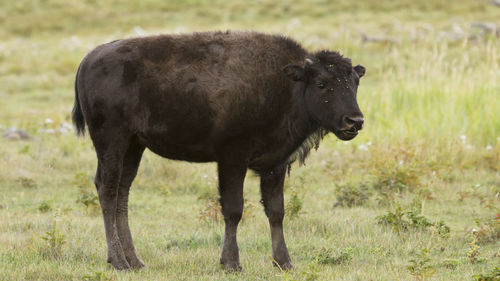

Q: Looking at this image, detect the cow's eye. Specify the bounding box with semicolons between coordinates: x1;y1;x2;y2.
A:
316;82;325;89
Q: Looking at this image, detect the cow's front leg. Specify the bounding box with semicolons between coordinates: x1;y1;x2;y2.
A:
260;165;293;270
217;157;247;271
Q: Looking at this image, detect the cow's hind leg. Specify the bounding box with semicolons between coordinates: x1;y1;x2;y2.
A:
260;165;293;270
116;136;146;269
93;130;132;270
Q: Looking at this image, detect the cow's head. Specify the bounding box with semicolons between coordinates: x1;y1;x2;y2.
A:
283;51;365;141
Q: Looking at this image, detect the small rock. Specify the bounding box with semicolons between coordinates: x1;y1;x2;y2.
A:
472;22;497;34
2;128;30;140
490;0;500;6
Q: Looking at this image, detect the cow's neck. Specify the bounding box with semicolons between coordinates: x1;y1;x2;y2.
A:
283;81;325;166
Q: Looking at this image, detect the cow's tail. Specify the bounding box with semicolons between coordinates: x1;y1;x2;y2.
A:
72;63;86;136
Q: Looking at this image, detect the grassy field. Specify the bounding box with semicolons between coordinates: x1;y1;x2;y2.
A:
1;0;499;280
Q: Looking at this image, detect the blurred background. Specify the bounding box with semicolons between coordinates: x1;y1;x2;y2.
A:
0;1;499;280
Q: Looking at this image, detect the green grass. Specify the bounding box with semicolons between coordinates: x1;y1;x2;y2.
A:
1;0;499;280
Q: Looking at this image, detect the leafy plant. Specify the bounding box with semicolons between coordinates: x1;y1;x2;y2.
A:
73;172;99;214
407;248;435;281
472;215;500;244
38;201;51;213
377;205;409;231
285;189;303;218
40;223;66;259
83;270;114;281
472;266;500;281
282;261;320;281
439;258;459;269
377;203;450;235
198;190;221;223
316;247;354;265
465;234;486;264
334;182;370;207
18;176;37;189
368;144;425;204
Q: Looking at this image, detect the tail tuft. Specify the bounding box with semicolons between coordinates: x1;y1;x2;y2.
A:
72;64;86;136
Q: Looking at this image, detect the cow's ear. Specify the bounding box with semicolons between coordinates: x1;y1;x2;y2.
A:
283;64;305;81
354;64;366;78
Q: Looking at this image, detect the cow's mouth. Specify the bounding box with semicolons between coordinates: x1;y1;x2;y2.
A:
342;127;358;137
332;126;358;141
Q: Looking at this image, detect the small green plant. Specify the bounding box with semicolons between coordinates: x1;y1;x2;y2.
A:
198;190;221;223
407;248;435;281
38;201;51;213
18;144;30;154
160;185;170;197
83;270;114;281
371;246;391;259
434;220;451;238
368;144;424;204
439;258;459;269
73;172;99;214
377;203;450;234
282;260;320;281
472;215;500;244
466;233;486;264
472;266;500;281
18;176;37;188
316;247;353;265
377;205;409;231
40;223;66;259
285;189;303;218
334;182;370;207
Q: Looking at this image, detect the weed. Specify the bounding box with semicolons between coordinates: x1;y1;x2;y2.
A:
371;246;391;259
407;248;435;281
333;182;370;207
369;144;423;204
197;188;255;223
472;266;500;281
316;247;354;265
465;234;487;264
40;223;66;259
18;176;37;189
439;258;459;269
376;205;411;231
18;144;30;154
285;189;303;218
38;201;51;213
198;190;221;223
282;261;320;281
82;270;114;281
73;172;99;214
377;203;450;235
434;220;451;239
472;215;500;244
160;185;170;197
406;208;433;228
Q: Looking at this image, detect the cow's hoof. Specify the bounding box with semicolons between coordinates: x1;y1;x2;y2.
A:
128;257;145;269
220;261;242;272
107;256;131;270
273;259;294;271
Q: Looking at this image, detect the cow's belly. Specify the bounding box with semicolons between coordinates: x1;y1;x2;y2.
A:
138;132;217;162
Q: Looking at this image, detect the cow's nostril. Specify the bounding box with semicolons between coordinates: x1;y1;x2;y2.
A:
343;115;364;130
